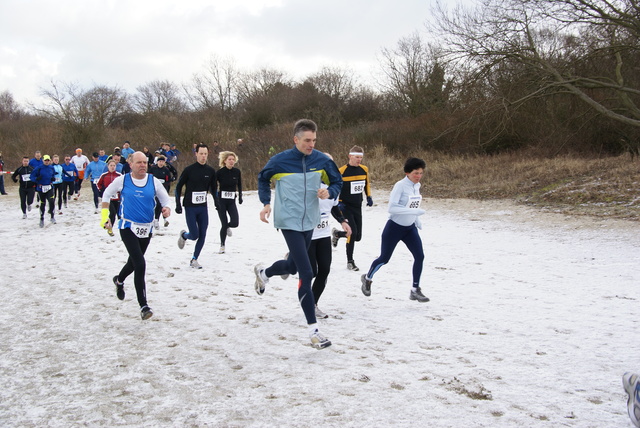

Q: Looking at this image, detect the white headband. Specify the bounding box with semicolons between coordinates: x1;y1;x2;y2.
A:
349;152;364;156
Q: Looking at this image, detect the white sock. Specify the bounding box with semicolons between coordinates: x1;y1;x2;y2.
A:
308;323;318;335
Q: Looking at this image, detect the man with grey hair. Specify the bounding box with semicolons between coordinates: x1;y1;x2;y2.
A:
254;119;343;349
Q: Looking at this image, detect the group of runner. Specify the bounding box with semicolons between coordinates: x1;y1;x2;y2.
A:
9;127;428;351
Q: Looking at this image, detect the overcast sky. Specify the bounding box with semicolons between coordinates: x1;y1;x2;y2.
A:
0;0;466;108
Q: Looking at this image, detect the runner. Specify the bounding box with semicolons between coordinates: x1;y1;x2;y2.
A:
253;119;343;349
11;157;36;218
30;155;57;227
174;143;217;269
60;155;78;208
97;159;122;237
360;157;429;302
148;155;172;230
70;148;89;199
51;155;64;215
0;152;7;195
29;151;44;206
307;155;352;319
83;152;107;213
331;145;373;271
101;151;171;320
120;141;134;161
216;151;242;254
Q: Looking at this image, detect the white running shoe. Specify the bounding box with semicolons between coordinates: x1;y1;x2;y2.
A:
623;372;640;428
153;219;159;229
190;258;202;269
219;245;225;254
315;306;328;319
178;230;187;249
254;264;268;295
310;329;331;349
22;213;27;219
39;219;44;228
50;217;56;224
27;205;32;212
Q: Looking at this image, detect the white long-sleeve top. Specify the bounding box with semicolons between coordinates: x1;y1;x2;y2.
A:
102;173;171;207
388;176;425;229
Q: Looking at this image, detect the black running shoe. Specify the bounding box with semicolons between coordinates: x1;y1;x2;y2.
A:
361;274;372;296
140;305;153;320
113;276;125;300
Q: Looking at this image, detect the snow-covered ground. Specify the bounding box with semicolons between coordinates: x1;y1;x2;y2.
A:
0;186;638;427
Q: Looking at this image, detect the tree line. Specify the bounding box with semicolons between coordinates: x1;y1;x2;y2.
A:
1;0;639;172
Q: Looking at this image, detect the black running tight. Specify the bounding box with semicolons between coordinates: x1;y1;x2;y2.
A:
308;237;332;303
117;228;151;308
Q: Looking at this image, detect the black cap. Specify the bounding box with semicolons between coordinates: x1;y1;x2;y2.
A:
92;152;99;158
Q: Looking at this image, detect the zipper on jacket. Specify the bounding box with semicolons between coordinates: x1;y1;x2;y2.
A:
302;155;307;230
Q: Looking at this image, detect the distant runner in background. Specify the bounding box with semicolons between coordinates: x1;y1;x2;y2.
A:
216;151;242;254
331;145;373;271
175;143;218;269
70;148;89;199
12;157;36;218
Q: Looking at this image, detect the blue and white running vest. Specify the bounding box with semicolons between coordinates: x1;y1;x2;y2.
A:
117;174;156;232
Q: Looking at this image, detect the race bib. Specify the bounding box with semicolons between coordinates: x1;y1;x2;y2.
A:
131;222;152;238
350;180;365;194
317;212;330;230
221;191;236;199
406;195;422;209
40;185;52;193
192;191;206;204
21;174;31;182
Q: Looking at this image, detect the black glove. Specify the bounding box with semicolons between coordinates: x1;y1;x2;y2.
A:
175;205;182;214
238;195;243;205
366;196;373;207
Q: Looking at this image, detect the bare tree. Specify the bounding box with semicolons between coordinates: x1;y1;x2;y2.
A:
133;80;187;115
430;0;640;128
378;32;452;117
186;55;239;113
35;81;130;146
0;91;23;121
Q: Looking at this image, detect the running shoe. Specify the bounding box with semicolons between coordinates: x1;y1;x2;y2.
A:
153;219;159;229
310;329;331;349
190;258;202;269
219;245;225;254
254;264;268;295
347;260;359;271
22;214;27;219
39;219;44;228
410;287;430;302
315;306;328;319
623;372;640;428
227;228;232;237
107;228;114;237
27;205;32;212
281;252;290;280
140;305;153;320
331;227;340;248
177;230;187;249
64;201;68;208
50;216;56;224
361;274;372;296
58;211;63;215
113;276;125;300
164;219;169;227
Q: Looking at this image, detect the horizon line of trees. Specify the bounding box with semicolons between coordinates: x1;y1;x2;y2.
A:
2;0;639;169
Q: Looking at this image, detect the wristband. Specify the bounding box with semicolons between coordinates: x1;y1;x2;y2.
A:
101;208;110;228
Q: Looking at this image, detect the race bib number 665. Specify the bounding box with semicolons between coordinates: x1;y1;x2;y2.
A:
406;195;422;209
